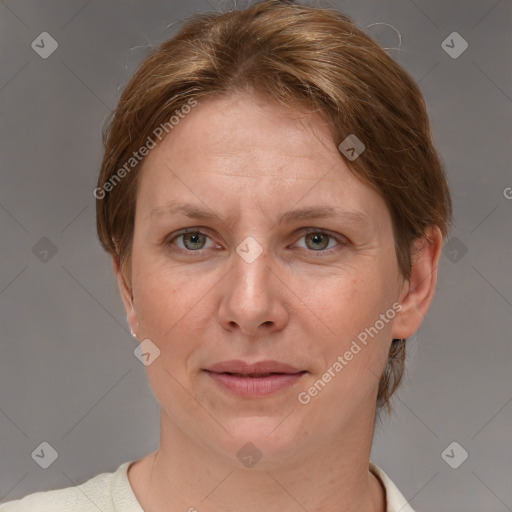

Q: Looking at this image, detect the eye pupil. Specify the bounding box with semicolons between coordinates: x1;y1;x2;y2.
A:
183;232;205;250
306;232;329;251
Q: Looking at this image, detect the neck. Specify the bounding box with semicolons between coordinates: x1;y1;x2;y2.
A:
128;406;385;512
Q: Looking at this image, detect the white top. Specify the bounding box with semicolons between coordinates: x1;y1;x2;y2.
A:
0;461;415;512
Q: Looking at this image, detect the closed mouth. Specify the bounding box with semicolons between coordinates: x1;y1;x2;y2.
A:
216;371;306;377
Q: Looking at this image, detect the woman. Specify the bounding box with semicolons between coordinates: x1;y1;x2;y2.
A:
1;1;451;511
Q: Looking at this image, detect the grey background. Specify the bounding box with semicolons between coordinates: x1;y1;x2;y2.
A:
0;1;511;510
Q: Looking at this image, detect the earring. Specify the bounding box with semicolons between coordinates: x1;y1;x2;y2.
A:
130;328;136;338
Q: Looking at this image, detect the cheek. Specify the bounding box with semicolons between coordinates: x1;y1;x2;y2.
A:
132;269;213;411
297;270;383;341
302;268;396;377
132;262;202;347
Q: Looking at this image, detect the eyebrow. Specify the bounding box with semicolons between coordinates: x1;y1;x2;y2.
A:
149;201;370;227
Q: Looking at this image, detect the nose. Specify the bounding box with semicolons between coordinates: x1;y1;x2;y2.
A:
217;244;289;338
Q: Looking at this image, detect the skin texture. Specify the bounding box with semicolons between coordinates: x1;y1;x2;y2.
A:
114;92;443;512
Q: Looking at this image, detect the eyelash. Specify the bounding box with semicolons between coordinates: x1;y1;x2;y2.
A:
167;228;349;256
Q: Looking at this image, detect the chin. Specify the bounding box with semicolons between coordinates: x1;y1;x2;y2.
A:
207;415;306;469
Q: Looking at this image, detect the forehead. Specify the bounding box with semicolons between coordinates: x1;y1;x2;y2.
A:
144;93;338;175
135;93;389;230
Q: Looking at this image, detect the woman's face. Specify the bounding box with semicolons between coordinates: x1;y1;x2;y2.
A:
119;92;413;466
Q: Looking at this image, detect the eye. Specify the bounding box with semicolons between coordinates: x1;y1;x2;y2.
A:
294;229;347;253
169;229;216;252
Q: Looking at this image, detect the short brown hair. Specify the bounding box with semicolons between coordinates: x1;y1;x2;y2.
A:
96;0;452;411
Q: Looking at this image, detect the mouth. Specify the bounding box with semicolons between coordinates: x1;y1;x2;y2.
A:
203;360;307;397
205;359;305;375
214;372;304;377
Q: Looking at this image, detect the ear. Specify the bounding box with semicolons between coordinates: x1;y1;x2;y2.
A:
392;225;444;339
112;255;139;338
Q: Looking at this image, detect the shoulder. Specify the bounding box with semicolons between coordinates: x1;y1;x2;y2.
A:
369;462;415;512
0;463;130;512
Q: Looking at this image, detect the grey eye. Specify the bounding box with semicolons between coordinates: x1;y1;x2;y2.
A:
304;232;331;251
178;232;209;250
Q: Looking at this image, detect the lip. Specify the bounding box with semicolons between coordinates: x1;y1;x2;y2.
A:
205;359;304;375
203;359;307;398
